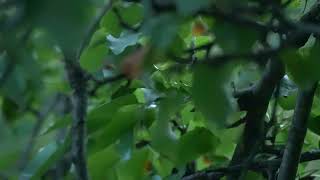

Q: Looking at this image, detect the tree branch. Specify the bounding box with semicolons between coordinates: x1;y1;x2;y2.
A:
228;2;320;179
61;2;116;179
277;83;317;180
88;74;126;96
183;149;320;180
64;60;89;180
228;58;285;180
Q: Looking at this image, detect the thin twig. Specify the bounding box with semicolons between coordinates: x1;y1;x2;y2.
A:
203;47;280;67
88;74;126;96
265;81;281;145
185;42;215;54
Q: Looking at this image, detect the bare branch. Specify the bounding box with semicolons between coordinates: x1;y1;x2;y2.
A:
278;83;317;180
183;149;320;180
64;59;89;180
228;58;285;180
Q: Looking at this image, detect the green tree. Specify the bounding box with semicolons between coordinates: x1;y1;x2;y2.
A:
1;0;320;180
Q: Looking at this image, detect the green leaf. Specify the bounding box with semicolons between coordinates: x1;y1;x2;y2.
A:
192;64;234;128
87;94;138;133
20;136;70;180
89;105;143;151
88;29;108;47
116;148;150;180
176;127;219;165
0;116;21;170
308;116;320;136
153;156;175;177
88;145;121;180
279;92;297;110
100;11;122;37
1;66;27;105
107;32;140;55
213;21;257;53
304;160;320;177
80;44;109;72
193;36;213;58
133;88;160;104
118;3;144;27
25;0;93;52
143;14;180;49
281;44;320;88
150;92;185;161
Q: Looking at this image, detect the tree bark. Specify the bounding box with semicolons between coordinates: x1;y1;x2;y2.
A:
277;83;317;180
65;60;89;180
228;58;284;180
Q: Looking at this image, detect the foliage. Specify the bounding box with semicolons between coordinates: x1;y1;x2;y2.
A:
1;0;320;180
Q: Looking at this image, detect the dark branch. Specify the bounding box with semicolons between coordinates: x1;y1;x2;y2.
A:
278;83;317;180
64;59;89;180
228;58;285;179
88;74;126;96
228;2;320;178
185;42;215;54
183;149;320;180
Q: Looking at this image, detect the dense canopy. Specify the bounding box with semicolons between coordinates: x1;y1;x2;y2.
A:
1;0;320;179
